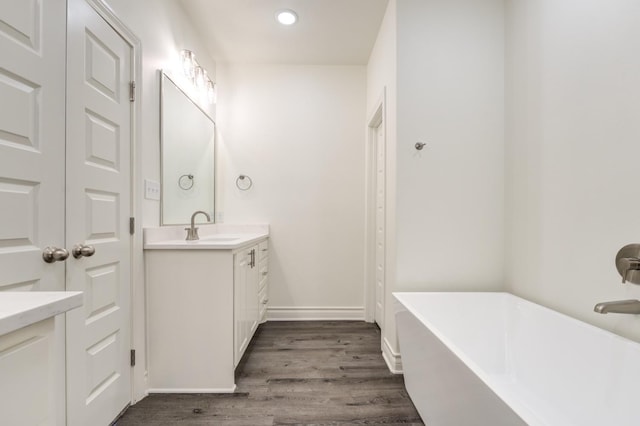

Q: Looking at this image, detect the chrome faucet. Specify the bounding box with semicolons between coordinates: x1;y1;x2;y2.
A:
594;299;640;315
185;210;211;241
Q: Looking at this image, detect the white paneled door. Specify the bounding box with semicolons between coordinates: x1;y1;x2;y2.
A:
0;0;66;293
66;0;133;424
0;1;66;423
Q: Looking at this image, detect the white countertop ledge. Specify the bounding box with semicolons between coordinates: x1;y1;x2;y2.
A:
144;233;268;250
0;292;83;336
144;224;269;250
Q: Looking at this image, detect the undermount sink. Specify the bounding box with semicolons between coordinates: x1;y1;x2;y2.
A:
198;235;242;242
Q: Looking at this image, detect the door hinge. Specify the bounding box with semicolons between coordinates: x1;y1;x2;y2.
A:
129;81;136;102
129;217;135;235
130;349;136;367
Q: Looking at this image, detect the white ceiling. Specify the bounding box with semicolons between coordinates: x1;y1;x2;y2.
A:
179;0;389;65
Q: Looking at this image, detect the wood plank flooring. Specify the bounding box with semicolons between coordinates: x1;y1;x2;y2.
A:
116;321;423;425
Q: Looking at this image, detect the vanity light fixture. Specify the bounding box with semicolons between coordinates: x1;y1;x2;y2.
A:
179;49;216;105
180;49;196;81
276;9;298;26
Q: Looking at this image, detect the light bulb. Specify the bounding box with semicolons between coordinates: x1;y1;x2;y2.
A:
194;66;205;89
180;50;195;80
276;10;298;26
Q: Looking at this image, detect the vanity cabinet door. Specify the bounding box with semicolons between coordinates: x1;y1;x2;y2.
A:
246;247;260;338
258;241;269;322
233;243;262;367
0;319;58;425
233;248;249;366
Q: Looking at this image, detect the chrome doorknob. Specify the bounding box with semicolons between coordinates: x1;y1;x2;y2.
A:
72;244;96;259
43;247;69;263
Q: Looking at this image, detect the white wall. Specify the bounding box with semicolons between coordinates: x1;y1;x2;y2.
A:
101;0;216;401
505;0;640;342
370;0;505;363
217;64;367;316
396;0;505;291
104;0;215;220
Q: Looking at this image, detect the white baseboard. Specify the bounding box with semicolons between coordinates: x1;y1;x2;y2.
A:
267;306;365;321
382;337;403;374
147;386;236;394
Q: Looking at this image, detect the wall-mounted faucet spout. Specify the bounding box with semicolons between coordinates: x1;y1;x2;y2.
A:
185;210;211;241
594;299;640;315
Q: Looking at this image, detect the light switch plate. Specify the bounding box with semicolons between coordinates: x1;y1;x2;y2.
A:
145;179;161;200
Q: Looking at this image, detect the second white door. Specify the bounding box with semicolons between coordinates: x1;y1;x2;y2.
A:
65;0;133;424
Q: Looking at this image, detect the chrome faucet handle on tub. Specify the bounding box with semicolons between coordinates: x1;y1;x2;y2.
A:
621;258;640;283
185;210;211;241
615;244;640;284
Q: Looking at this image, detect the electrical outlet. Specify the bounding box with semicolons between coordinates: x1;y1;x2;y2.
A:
215;212;224;223
144;179;161;200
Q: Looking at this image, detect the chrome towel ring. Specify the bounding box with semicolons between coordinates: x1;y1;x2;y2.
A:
178;174;194;190
236;175;253;191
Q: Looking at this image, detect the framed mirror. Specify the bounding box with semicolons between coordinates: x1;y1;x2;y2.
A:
160;71;215;225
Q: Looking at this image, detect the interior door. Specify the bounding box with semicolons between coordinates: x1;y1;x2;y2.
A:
375;122;385;327
65;0;133;424
0;0;66;293
0;1;67;424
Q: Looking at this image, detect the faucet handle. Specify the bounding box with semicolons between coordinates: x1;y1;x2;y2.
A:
185;226;199;241
621;257;640;283
616;244;640;285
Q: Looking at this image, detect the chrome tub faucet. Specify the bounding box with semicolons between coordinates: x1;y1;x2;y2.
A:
594;300;640;315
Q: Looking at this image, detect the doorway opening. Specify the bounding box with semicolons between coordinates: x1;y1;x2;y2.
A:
365;90;386;329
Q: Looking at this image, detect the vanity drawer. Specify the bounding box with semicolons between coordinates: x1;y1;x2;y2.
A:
259;285;268;321
258;240;269;262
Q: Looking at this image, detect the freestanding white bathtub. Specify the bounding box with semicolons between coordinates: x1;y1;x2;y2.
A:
394;292;640;426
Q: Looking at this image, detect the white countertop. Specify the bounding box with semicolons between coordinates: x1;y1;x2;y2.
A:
0;291;83;336
144;223;269;250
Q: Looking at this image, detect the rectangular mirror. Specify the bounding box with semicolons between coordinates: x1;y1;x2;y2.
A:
160;71;215;225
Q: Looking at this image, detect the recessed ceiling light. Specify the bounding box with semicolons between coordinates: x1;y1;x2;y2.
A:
276;9;298;26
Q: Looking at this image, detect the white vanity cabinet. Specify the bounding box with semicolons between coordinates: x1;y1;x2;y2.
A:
144;229;268;393
0;292;82;425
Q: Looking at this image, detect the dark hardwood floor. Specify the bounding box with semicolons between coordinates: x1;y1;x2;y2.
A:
116;321;423;425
